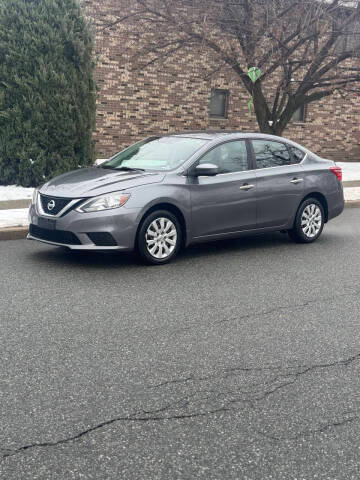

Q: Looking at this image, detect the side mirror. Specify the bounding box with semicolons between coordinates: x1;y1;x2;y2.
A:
193;163;219;177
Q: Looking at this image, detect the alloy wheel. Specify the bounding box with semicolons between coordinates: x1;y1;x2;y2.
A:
301;204;322;238
145;217;178;259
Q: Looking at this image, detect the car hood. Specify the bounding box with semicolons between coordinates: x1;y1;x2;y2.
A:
39;167;165;198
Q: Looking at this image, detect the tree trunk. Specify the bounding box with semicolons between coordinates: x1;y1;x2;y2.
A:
252;82;276;134
272;123;285;136
251;82;292;137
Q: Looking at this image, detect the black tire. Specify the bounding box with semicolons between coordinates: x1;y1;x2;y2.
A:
137;210;182;265
288;198;325;244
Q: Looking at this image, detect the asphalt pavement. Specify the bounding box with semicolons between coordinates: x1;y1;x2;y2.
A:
1;208;360;479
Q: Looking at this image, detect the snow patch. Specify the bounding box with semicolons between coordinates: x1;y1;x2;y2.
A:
0;185;34;201
344;187;360;203
95;158;107;166
337;163;360;182
0;208;29;228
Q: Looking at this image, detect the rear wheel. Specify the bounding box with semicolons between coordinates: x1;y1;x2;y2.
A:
288;198;325;243
137;210;182;265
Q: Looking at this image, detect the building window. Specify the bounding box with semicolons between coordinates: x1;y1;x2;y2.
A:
291;105;305;123
210;89;229;118
335;20;360;53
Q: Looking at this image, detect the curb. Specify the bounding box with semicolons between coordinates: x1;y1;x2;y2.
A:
343;181;360;188
345;200;360;208
0;199;30;210
0;226;28;241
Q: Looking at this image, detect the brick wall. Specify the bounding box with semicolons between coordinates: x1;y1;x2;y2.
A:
83;0;360;162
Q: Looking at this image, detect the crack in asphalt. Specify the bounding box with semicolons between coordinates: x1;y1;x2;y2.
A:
2;350;360;462
256;412;359;442
149;350;360;395
0;405;232;464
214;288;360;327
165;286;360;339
2;287;360;463
250;352;360;403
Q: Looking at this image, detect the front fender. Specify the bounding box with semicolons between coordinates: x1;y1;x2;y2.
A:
124;182;192;245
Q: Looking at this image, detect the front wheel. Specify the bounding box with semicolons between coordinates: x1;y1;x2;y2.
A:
288;198;325;243
137;210;182;265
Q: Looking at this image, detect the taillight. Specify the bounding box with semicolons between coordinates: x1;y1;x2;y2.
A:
330;166;342;182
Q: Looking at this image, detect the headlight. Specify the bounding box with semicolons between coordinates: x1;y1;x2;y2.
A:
31;188;38;205
75;192;131;213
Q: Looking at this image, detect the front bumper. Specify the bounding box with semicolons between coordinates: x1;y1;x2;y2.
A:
27;202;142;251
27;233;125;250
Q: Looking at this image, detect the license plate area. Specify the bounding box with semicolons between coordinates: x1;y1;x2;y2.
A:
38;217;56;230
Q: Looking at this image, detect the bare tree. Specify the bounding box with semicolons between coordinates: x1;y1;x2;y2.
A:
101;0;360;135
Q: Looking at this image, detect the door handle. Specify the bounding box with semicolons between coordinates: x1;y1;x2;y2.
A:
239;183;255;191
290;178;303;184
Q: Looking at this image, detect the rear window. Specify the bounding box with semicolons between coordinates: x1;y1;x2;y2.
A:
289;146;306;164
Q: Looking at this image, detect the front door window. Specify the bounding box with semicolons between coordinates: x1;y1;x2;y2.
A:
198;141;249;174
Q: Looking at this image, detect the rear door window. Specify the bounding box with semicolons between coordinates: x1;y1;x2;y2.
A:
252;140;292;169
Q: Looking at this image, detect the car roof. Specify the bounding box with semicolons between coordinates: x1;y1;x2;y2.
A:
169;131;294;142
170;130;248;140
168;131;315;156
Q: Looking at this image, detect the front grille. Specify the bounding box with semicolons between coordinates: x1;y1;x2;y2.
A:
29;224;81;245
87;232;117;246
40;194;72;215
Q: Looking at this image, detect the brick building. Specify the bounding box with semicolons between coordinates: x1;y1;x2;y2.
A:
83;0;360;162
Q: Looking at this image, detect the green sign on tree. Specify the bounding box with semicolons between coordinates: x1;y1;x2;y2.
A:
247;67;262;116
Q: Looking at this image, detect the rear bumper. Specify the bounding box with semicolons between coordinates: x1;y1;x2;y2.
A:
28;203;141;250
327;189;345;221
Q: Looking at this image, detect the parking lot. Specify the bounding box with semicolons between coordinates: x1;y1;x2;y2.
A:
1;207;360;479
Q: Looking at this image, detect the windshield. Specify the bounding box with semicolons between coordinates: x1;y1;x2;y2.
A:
101;136;208;171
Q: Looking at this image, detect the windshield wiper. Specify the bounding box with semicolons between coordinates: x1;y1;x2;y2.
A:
99;165;118;170
117;166;145;172
100;165;145;172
